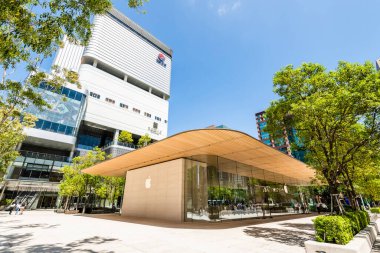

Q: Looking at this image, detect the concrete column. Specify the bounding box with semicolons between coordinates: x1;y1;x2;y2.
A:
124;75;128;82
113;129;120;144
149;87;152;93
15;143;22;151
93;60;98;68
69;145;75;160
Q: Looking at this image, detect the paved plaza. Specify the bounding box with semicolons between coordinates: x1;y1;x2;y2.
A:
0;211;316;253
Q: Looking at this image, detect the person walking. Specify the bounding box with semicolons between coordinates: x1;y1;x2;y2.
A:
15;203;21;215
20;203;25;215
8;202;15;215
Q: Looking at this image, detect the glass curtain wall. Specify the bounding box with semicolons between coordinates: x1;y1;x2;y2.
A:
184;155;310;222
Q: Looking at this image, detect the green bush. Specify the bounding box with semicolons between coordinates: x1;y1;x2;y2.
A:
357;211;370;227
344;212;361;234
313;215;353;245
344;211;369;234
371;207;380;214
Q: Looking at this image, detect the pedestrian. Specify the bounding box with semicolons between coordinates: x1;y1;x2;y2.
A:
20;203;25;215
15;203;21;215
8;202;15;215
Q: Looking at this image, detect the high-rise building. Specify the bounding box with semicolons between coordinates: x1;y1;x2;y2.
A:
2;8;173;208
255;111;305;162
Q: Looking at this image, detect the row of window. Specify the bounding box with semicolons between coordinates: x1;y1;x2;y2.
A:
90;91;167;123
40;83;86;102
90;92;100;99
35;119;76;136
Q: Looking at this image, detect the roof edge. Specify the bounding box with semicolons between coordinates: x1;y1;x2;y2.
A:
107;8;173;58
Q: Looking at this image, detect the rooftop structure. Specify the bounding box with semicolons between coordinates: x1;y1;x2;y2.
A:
84;128;314;222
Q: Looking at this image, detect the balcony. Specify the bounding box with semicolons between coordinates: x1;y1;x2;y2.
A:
9;151;72;182
102;141;140;157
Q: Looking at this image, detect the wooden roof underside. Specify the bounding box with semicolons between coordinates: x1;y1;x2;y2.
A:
83;129;315;184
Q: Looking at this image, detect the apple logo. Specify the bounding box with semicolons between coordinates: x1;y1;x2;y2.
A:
145;176;151;189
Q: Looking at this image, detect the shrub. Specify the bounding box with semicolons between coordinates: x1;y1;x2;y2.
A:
313;215;353;245
357;210;370;227
344;212;361;234
371;207;380;214
343;211;370;235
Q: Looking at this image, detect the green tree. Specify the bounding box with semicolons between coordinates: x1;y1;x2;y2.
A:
118;130;133;144
0;0;147;182
59;147;109;211
138;133;152;146
265;62;380;207
0;113;36;179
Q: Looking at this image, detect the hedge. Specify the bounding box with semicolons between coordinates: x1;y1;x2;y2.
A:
314;215;353;245
313;211;370;245
371;207;380;214
344;211;369;234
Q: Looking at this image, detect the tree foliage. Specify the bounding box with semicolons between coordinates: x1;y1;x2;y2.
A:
0;0;147;179
138;133;151;146
118;130;133;144
265;62;380;202
59;147;125;211
0;112;36;178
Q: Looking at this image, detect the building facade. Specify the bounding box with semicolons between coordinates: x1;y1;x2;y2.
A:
255;111;305;162
2;8;173;209
84;129;315;222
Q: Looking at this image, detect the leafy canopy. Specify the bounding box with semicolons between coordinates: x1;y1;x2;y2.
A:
0;0;147;179
265;62;380;196
138;133;151;146
118;130;133;144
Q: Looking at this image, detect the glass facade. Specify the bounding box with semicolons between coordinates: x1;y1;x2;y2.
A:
184;155;311;221
25;84;86;136
10;151;71;182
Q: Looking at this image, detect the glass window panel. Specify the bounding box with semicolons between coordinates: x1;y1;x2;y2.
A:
68;90;76;99
50;122;59;132
42;120;51;130
58;124;66;134
35;119;44;129
75;92;83;101
62;87;70;97
65;126;74;135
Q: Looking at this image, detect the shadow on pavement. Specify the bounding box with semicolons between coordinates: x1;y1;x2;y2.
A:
0;232;33;250
80;213;317;230
279;223;314;231
243;226;313;247
1;236;118;253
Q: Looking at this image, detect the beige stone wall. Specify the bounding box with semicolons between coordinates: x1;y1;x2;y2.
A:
121;158;184;221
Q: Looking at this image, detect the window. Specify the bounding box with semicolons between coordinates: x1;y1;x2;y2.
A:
90;92;100;99
105;98;115;104
144;112;151;118
164;120;167;123
133;108;140;114
153;122;158;129
120;103;128;109
155;116;161;121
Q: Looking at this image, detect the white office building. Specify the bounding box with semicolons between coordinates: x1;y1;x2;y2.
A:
2;8;173;209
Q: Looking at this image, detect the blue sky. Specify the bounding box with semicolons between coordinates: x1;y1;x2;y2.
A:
53;1;380;137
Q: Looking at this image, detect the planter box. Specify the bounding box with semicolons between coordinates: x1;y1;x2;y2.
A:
64;210;79;214
305;220;379;253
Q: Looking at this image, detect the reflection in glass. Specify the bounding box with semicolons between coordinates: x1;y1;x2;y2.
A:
184;155;310;222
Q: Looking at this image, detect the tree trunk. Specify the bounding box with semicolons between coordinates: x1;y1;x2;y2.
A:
64;197;70;210
0;181;7;202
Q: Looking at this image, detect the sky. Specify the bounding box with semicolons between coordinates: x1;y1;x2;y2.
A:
40;0;380;138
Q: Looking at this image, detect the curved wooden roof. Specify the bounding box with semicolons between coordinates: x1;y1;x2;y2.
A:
83;129;315;184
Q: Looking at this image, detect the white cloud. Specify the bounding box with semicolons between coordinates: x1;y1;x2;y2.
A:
231;1;241;11
217;5;228;16
213;0;242;16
